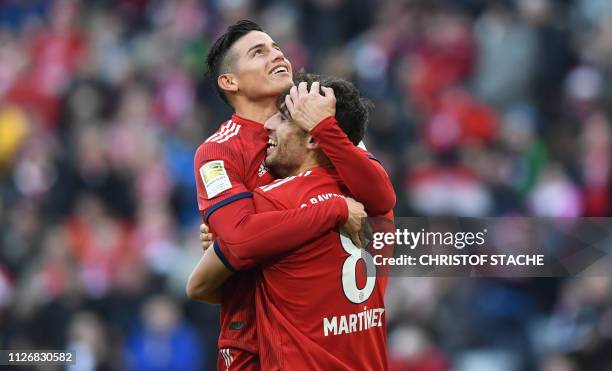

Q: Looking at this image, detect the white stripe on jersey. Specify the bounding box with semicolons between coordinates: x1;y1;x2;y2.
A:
220;348;232;370
217;124;241;143
214;121;236;142
206;121;233;143
259;170;312;192
260;176;297;192
207;121;231;143
227;349;234;366
206;120;242;144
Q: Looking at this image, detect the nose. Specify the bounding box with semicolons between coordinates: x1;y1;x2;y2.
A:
270;47;285;63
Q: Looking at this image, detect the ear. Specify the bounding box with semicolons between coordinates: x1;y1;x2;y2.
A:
218;73;238;94
305;135;319;149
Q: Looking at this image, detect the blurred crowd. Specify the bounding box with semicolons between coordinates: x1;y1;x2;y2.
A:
1;0;612;370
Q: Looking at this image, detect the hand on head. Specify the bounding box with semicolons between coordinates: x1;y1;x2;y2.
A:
284;81;336;132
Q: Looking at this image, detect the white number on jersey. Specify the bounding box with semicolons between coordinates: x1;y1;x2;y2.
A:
340;230;376;304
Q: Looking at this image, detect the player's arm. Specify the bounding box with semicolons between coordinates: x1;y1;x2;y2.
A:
209;195;368;271
311;118;395;215
215;195;366;271
187;197;366;298
194;143;355;272
186;200;367;302
285;82;396;215
186;243;228;304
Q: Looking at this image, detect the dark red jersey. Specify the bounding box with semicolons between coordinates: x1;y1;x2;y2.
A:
194;114;395;369
194;114;274;356
193;115;350;360
252;167;389;371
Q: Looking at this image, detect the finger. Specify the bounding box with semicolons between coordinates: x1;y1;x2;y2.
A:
290;85;299;104
285;94;295;116
200;233;212;241
351;232;363;248
200;224;208;233
310;81;320;95
289;85;298;99
298;81;308;96
321;86;335;99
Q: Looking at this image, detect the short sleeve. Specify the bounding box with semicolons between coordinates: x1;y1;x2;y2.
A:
194;141;251;220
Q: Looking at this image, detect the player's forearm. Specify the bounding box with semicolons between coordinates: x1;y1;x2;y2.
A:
311;117;396;215
210;198;348;270
186;246;231;304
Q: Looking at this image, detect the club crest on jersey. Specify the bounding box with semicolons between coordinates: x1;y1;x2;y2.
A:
200;160;232;199
258;162;268;177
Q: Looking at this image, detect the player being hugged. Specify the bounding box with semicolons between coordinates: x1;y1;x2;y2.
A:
191;72;395;370
188;19;395;370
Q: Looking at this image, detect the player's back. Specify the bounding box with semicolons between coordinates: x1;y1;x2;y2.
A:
252;167;387;371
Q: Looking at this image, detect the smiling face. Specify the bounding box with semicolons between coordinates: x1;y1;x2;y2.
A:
224;31;293;101
264;112;309;178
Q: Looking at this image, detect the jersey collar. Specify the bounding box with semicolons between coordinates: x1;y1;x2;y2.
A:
305;166;337;177
231;114;267;132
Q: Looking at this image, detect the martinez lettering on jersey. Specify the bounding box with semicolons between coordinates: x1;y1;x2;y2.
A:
323;306;385;337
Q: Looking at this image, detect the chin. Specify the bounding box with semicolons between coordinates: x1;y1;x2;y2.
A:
264;157;275;168
271;75;293;90
281;75;293;87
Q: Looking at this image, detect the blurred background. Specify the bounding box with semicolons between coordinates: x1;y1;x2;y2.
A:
1;0;612;370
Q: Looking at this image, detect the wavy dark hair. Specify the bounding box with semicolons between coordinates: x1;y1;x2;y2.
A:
278;72;373;145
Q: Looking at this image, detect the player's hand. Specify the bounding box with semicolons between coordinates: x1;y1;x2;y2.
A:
343;197;367;248
200;223;213;251
284;81;336;132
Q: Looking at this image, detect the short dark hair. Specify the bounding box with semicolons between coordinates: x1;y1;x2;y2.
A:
278;72;373;145
206;20;263;105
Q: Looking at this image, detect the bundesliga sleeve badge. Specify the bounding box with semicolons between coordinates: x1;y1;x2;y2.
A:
200;160;232;199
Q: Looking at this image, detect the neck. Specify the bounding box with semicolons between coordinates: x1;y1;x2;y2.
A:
232;96;279;124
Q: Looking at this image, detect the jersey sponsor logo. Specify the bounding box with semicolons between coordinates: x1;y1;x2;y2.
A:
258;161;268;177
323;306;385;336
200;160;232;199
206;120;242;144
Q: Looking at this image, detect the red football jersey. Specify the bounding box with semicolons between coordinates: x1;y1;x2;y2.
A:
252;167;388;371
194;113;396;370
194;114;273;355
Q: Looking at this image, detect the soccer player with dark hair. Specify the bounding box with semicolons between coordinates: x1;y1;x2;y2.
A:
258;75;392;370
190;20;395;370
191;73;394;369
